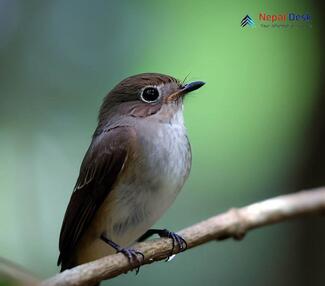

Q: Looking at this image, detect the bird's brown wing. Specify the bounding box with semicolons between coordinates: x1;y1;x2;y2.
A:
57;126;136;271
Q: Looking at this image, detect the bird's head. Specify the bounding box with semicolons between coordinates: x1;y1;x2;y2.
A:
98;73;205;126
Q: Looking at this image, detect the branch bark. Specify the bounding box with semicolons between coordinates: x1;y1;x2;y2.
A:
38;188;324;285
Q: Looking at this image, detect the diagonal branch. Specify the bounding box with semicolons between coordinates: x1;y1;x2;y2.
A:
41;187;325;286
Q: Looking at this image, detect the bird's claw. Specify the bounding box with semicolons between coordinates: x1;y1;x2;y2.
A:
160;230;187;261
117;247;144;274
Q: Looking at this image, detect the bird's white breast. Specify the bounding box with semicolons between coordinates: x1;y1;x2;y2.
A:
106;107;191;246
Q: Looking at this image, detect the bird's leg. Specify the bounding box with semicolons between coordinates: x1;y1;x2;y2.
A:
137;229;159;242
100;234;144;274
137;229;187;259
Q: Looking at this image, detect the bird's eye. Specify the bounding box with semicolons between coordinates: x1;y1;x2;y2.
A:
140;87;160;103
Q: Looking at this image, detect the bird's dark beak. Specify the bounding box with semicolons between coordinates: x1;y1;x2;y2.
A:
166;81;205;102
182;81;206;94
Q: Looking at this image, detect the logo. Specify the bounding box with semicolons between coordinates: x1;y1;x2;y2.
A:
241;15;255;27
240;12;312;29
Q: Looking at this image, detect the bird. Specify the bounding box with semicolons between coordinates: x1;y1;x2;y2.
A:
57;73;205;273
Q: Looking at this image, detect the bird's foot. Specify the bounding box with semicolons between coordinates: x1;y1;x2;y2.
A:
158;229;187;260
100;234;144;274
137;228;187;261
116;247;144;274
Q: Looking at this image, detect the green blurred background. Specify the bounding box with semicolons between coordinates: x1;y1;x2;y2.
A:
0;0;324;285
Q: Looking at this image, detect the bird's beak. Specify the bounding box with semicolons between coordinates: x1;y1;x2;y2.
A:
166;81;206;102
182;81;206;94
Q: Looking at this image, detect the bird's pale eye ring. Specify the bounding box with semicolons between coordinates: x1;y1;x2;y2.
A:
140;87;160;103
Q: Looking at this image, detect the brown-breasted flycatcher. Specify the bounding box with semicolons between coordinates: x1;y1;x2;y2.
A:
58;73;205;272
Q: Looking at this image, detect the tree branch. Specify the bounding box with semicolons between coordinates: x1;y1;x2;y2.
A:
40;187;325;286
